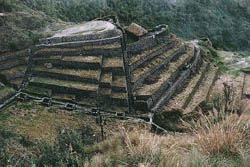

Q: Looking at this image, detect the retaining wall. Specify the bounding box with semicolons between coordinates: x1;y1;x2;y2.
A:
39;29;122;44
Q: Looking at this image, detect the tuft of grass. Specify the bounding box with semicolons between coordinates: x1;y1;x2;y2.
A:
185;111;248;157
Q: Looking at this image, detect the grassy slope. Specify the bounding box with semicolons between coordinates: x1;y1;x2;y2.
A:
0;0;70;53
0;101;250;166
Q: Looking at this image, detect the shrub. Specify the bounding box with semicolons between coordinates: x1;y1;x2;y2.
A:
36;126;96;166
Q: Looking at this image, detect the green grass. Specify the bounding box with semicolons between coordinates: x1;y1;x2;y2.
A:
0;110;11;122
0;86;15;99
14;101;36;110
239;50;250;57
25;85;52;96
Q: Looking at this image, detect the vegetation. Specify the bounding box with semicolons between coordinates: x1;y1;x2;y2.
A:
0;84;250;166
0;0;250;52
0;107;249;166
0;0;250;166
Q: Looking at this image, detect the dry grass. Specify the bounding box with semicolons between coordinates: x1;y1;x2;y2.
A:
131;41;182;82
111;92;127;99
1;102;137;144
102;57;123;68
85;125;193;167
100;72;112;83
135;45;193;96
84;108;250;167
34;66;100;79
166;62;208;110
129;44;163;65
4;104;97;143
185;66;218;113
129;35;176;65
31;77;98;91
188;112;246;156
2;98;250;166
112;75;126;87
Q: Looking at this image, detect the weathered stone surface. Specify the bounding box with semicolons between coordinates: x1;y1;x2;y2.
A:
127;23;148;37
40;21;122;44
0;20;218;116
54;21;117;38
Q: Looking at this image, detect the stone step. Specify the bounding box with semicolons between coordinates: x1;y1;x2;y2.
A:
102;57;123;69
37;37;121;49
134;45;197;111
164;61;209;111
39;28;122;44
150;46;201;112
33;55;102;70
37;43;120;53
101;57;124;75
129;38;178;71
111;92;128;106
99;72;112;88
29;77;98;96
32;66;100;84
131;42;185;90
99;87;112;98
98;87;112;105
135;45;194;99
112;75;127;92
34;47;122;57
185;65;219;113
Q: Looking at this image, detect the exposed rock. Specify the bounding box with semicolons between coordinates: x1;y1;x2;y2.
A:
44;63;53;69
53;21;117;38
127;23;148;37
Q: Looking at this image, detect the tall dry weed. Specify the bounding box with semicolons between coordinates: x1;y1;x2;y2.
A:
185;110;247;156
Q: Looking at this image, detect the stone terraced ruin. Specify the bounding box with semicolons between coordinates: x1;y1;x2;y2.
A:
0;20;227;118
0;49;29;105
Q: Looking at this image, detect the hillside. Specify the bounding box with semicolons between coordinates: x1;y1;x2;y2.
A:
0;1;250;166
1;0;250;53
